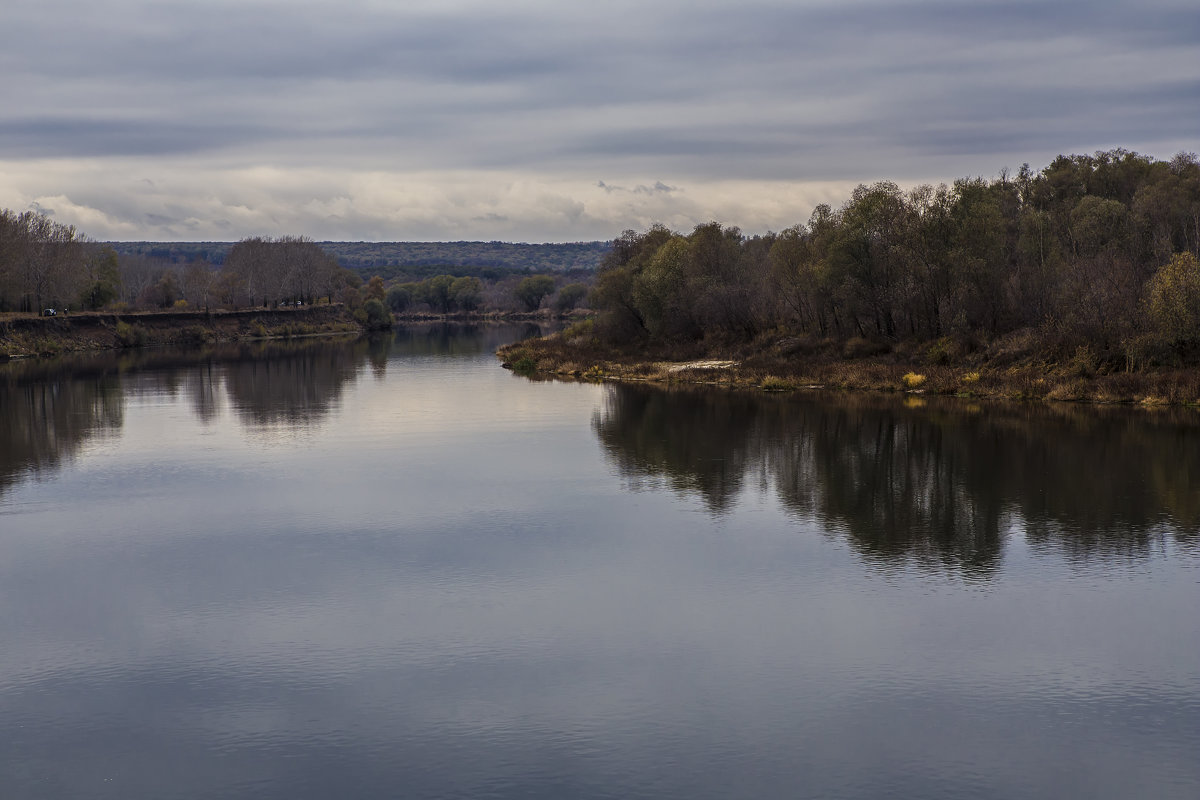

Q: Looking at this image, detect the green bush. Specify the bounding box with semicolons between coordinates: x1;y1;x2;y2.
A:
115;320;147;347
511;355;538;375
760;375;796;391
553;282;589;313
926;336;961;365
362;298;394;330
180;325;213;345
562;318;594;342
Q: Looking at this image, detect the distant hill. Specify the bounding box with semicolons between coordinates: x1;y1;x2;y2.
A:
105;240;611;277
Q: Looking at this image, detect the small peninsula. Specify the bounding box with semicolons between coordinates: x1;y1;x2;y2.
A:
500;149;1200;406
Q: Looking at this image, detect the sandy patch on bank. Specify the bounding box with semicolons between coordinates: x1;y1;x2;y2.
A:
663;359;738;372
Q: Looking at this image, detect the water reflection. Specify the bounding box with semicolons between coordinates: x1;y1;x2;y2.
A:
0;372;123;498
222;339;369;428
594;384;1200;572
0;324;550;499
0;338;369;495
390;322;547;358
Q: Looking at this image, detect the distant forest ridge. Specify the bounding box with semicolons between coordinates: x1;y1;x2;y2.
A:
105;240;611;276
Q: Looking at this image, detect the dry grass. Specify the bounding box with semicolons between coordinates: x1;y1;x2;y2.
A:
496;330;1200;408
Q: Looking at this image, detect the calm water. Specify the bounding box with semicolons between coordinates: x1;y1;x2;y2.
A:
2;324;1198;799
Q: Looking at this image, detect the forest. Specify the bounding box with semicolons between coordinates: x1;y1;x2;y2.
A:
0;222;590;318
591;149;1200;369
0;220;359;314
105;240;610;275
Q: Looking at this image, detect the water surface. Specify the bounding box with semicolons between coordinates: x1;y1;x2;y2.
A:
2;325;1198;799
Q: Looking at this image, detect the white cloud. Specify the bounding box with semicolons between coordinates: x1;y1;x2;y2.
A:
0;158;861;241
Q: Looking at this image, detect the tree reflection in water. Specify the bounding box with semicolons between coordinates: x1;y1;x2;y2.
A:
0;372;123;498
593;383;1200;573
222;339;371;428
0;338;373;495
0;324;550;499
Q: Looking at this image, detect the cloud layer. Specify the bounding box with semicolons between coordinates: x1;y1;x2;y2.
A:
1;0;1197;240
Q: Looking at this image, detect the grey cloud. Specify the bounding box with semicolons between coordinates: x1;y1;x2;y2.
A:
1;0;1197;239
596;181;678;195
0;118;278;158
144;213;181;227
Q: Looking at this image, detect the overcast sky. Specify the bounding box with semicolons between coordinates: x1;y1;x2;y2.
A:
1;0;1197;242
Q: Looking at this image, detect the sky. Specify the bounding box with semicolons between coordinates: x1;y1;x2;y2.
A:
1;0;1197;243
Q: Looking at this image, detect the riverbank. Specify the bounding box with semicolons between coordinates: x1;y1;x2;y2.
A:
0;307;580;360
497;328;1200;407
0;306;361;358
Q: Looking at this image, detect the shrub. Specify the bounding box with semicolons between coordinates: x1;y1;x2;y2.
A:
901;372;927;389
760;375;796;391
35;337;62;356
180;325;213;345
562;318;594;342
926;336;960;365
1069;344;1097;377
511;356;538;375
115;320;147;347
553;282;589;313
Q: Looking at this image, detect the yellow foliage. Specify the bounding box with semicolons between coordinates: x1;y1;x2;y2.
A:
901;372;927;389
1145;252;1200;344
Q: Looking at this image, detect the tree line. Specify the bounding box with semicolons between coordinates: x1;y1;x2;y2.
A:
0;216;593;318
0;223;363;313
592;149;1200;367
385;273;590;315
104;240;611;275
0;210;95;312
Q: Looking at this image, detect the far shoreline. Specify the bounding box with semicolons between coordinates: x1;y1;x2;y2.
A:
0;306;577;361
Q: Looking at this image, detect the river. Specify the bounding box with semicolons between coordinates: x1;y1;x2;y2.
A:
2;323;1198;799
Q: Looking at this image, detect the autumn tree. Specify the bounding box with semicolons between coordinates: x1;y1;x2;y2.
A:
365;275;387;303
1144;252;1200;350
553;282;589;313
79;246;121;310
450;276;482;311
514;275;556;311
183;259;217;312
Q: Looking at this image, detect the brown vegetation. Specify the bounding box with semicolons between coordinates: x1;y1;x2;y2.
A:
0;306;360;359
497;326;1200;406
